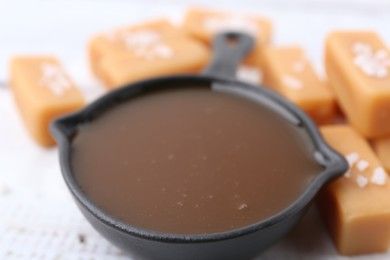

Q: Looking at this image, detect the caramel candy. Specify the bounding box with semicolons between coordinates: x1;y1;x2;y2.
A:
89;19;210;88
89;19;173;76
261;46;336;124
373;136;390;173
325;31;390;138
318;125;390;255
182;7;272;66
10;56;84;147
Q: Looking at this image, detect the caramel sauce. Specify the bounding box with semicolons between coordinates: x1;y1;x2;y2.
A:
72;86;322;234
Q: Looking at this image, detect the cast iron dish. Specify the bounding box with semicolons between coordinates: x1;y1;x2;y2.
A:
51;32;348;260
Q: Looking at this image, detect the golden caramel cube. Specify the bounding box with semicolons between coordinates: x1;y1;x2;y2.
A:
89;19;173;76
325;31;390;138
182;7;272;66
97;35;210;88
261;46;336;124
318;125;390;255
10;56;85;147
88;19;210;88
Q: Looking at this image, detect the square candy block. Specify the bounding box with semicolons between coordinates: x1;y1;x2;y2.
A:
261;46;336;124
325;31;390;138
318;125;390;255
89;19;210;88
89;19;174;76
182;7;272;66
10;56;85;147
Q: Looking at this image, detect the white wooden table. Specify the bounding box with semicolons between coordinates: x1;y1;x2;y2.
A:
1;0;390;258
